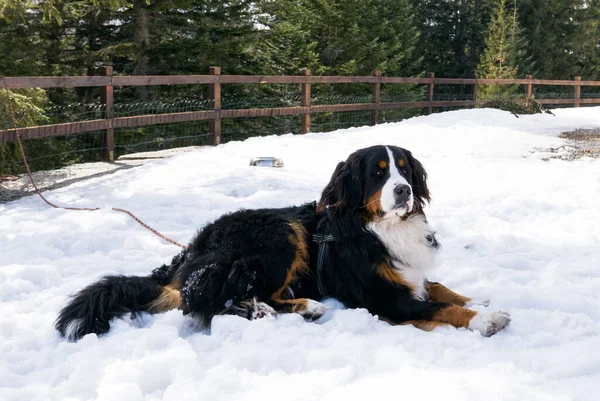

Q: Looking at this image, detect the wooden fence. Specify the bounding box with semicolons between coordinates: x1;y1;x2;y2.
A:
2;68;600;161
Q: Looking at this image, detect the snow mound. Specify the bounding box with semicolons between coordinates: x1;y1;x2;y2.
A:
1;108;600;401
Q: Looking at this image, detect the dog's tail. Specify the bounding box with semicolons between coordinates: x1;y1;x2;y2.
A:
55;255;185;341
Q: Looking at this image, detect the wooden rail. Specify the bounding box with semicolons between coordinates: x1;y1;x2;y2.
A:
2;69;598;161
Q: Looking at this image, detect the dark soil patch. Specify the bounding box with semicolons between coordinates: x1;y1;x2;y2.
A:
555;128;600;160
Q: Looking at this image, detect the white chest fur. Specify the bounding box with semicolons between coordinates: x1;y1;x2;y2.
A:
367;214;439;300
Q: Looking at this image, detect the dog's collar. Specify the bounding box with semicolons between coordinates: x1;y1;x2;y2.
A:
312;233;334;297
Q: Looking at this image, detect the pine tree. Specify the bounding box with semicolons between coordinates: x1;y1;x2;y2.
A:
476;0;521;98
570;0;600;80
518;0;594;80
252;0;323;75
412;0;495;79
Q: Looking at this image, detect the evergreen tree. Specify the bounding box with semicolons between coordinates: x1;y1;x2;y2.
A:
476;0;521;98
254;0;328;76
2;0;600;104
412;0;495;79
570;0;600;80
518;0;592;80
257;0;420;77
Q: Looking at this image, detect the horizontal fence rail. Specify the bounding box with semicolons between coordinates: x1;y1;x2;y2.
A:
6;75;600;89
3;69;600;163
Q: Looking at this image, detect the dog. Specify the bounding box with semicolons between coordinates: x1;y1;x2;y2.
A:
55;145;510;341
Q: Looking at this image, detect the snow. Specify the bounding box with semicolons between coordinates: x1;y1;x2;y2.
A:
0;146;205;202
2;108;600;401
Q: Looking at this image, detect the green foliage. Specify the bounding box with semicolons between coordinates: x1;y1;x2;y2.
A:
570;0;600;80
1;88;48;126
0;88;49;175
476;0;521;97
255;0;421;100
412;0;495;80
3;0;600;93
480;98;553;116
2;0;600;174
518;0;600;81
262;0;421;76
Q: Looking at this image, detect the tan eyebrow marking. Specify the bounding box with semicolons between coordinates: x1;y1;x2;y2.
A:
378;160;387;169
398;159;405;168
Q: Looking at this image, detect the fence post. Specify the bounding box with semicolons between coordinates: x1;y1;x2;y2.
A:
574;76;581;108
472;74;478;105
372;70;381;125
99;66;114;162
209;66;221;145
525;74;533;102
301;68;311;134
426;72;435;115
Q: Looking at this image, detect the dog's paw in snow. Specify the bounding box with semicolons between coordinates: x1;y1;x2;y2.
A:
251;302;276;320
469;311;510;337
298;300;328;321
226;298;276;320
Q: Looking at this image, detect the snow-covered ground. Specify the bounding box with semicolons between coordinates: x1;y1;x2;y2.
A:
2;108;600;401
0;146;205;202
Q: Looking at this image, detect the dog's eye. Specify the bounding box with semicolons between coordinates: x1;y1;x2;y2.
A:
376;169;384;176
402;170;408;175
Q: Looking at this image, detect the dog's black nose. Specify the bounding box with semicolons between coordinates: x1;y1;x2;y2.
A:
394;184;411;205
394;184;411;197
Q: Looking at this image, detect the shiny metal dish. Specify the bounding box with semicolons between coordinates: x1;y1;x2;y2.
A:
249;157;284;168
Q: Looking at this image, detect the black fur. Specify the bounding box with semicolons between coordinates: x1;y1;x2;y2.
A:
404;148;430;210
55;275;163;340
55;145;451;341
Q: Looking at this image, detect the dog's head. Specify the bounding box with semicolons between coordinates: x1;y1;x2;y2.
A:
319;145;430;218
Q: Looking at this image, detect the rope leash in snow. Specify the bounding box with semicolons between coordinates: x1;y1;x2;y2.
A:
111;207;188;249
1;78;188;250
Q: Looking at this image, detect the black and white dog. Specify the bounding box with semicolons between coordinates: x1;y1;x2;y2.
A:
56;145;510;341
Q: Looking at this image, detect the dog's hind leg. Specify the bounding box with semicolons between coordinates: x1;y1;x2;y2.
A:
269;298;328;321
222;297;277;320
220;296;327;323
180;255;269;324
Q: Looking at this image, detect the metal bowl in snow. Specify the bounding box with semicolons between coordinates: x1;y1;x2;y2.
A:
249;157;284;168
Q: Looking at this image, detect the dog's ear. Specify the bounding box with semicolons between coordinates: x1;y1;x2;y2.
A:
319;161;346;209
406;150;430;208
319;157;363;211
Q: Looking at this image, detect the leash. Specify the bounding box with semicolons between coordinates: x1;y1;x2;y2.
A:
312;233;334;297
2;78;188;249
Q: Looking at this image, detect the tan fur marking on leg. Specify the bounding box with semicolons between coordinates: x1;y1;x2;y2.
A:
379;316;450;332
427;281;472;307
401;320;451;332
149;284;182;312
284;298;309;313
431;305;477;328
271;221;309;302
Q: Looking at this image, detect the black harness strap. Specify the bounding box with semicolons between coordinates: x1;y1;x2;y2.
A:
312;233;335;297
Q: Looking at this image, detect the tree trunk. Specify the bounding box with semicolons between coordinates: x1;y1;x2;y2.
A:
133;0;150;100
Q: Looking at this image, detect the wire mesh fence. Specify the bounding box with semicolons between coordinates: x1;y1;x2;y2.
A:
222;115;301;143
115;121;212;157
1;87;599;177
312;110;374;132
1;130;105;175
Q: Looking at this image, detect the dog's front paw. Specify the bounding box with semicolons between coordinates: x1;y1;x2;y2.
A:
466;298;490;308
299;300;328;322
468;311;510;337
251;302;276;320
